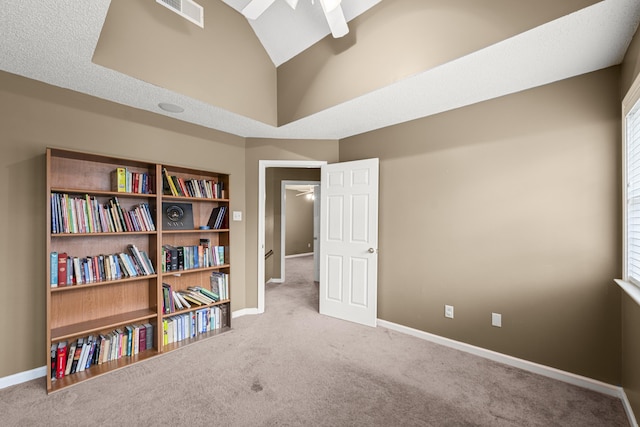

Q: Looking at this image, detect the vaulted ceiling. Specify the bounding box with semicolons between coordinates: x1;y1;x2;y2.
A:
1;0;639;140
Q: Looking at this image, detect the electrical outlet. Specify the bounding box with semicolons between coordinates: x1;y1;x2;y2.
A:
492;312;502;327
445;305;454;319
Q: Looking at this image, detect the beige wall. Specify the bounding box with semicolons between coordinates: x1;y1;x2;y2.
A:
277;0;599;125
621;25;640;421
93;0;277;125
339;67;622;383
622;26;640;96
0;71;246;378
623;295;640;419
285;189;315;256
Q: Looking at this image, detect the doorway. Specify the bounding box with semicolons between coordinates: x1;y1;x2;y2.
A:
257;160;326;313
279;180;320;285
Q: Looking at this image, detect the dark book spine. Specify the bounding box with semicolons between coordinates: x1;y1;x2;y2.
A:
70;341;82;374
177;247;184;271
50;345;57;380
220;303;229;328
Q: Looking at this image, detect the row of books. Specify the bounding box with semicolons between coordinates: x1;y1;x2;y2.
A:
51;323;154;380
162;284;222;314
207;206;227;230
210;271;229;301
51;193;155;234
161;243;227;272
163;168;225;199
111;167;153;194
163;304;228;345
50;244;155;287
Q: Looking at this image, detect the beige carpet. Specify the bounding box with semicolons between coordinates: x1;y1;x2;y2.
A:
0;255;630;426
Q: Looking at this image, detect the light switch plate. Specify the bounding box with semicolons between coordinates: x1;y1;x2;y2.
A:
232;211;242;221
444;305;454;319
492;313;502;327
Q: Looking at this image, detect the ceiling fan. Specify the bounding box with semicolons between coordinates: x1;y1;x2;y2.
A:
242;0;349;38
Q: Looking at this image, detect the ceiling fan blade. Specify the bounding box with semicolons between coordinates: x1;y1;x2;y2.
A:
283;0;299;10
242;0;277;20
295;189;314;196
322;4;349;38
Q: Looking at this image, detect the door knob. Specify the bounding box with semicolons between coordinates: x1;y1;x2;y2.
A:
368;248;376;253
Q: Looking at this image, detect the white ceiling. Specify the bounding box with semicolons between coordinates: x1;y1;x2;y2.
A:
221;0;382;66
0;0;639;141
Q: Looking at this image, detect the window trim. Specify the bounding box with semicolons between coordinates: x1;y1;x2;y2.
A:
619;71;640;303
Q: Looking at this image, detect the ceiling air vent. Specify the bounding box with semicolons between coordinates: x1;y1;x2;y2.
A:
156;0;204;28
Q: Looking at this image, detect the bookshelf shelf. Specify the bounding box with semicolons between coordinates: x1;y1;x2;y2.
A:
51;231;157;237
51;187;156;198
162;229;229;234
49;348;159;393
162;326;231;352
46;148;231;393
50;275;159;293
161;299;230;318
51;309;158;342
163;195;229;203
161;265;230;276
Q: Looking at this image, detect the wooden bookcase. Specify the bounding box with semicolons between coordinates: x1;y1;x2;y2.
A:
46;148;231;393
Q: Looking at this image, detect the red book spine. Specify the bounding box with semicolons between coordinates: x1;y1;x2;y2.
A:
177;178;190;197
56;344;67;379
92;256;101;282
57;252;67;286
133;172;139;194
139;326;147;352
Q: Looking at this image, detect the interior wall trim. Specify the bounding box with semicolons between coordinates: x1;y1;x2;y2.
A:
0;366;47;390
377;319;637;427
231;308;260;318
284;252;314;259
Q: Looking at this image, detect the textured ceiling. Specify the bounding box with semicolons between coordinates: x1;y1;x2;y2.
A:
0;0;639;140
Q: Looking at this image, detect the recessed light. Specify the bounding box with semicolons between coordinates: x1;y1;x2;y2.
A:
158;102;184;113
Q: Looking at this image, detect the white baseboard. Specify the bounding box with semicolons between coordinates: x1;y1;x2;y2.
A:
232;307;260;318
267;278;284;284
0;365;46;390
284;252;313;259
377;319;637;426
622;388;639;427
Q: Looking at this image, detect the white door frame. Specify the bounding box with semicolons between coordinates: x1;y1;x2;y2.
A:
313;184;321;282
280;180;321;283
258;160;326;313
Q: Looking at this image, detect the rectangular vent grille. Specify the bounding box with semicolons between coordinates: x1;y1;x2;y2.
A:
156;0;204;28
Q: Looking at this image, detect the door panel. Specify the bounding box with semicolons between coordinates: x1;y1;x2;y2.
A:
327;255;343;301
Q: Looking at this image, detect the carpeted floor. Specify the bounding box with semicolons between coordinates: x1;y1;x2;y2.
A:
0;255;630;426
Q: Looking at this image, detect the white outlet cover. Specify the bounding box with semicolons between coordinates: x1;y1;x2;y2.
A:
492;313;502;327
232;211;242;221
445;305;454;319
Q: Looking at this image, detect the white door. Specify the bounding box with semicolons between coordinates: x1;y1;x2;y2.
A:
319;158;379;327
